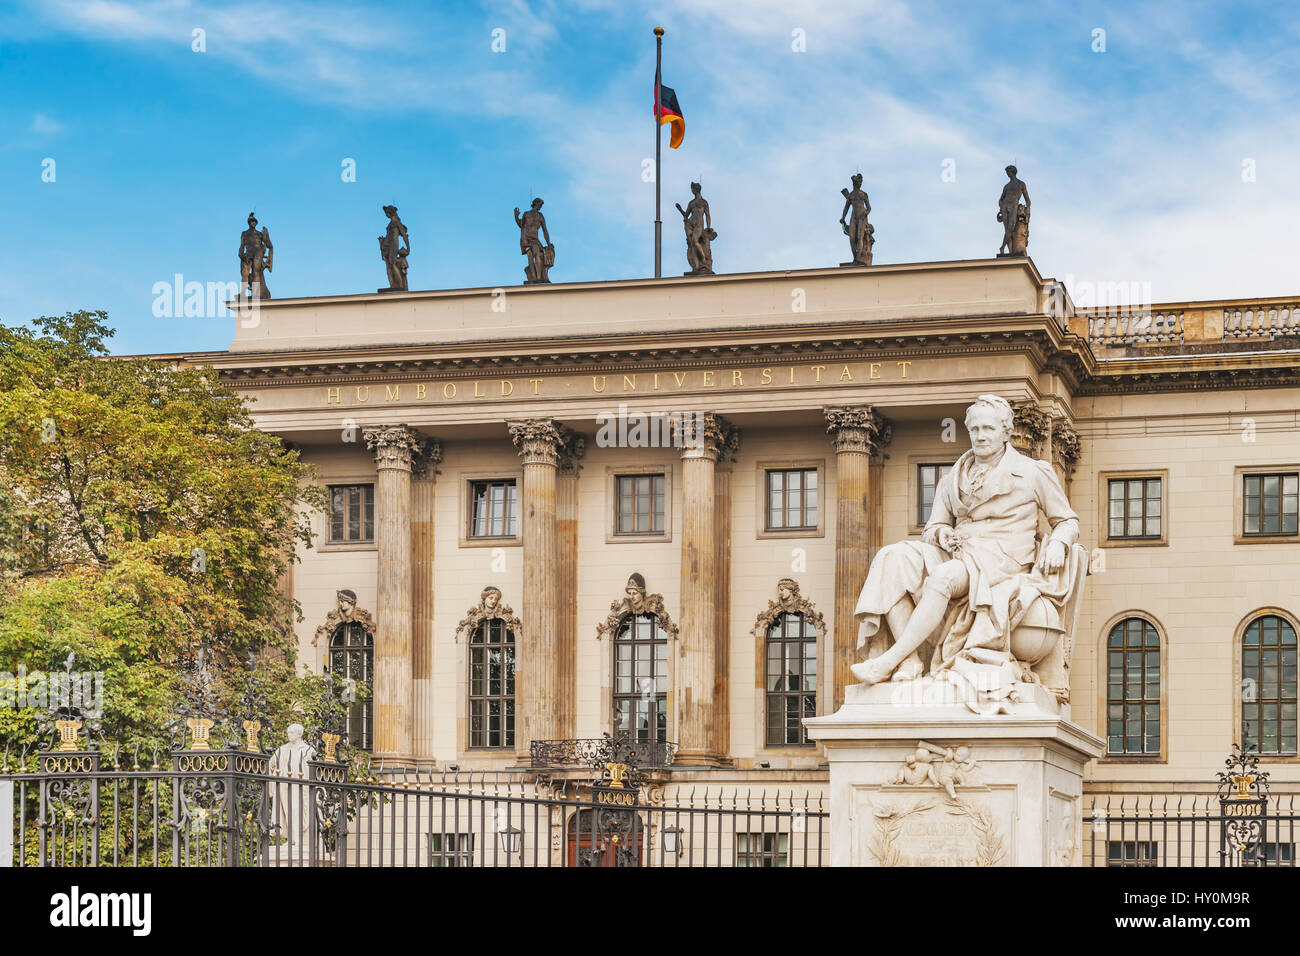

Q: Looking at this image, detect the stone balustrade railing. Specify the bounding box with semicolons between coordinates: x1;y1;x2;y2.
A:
1221;303;1300;339
1087;310;1184;345
1084;300;1300;347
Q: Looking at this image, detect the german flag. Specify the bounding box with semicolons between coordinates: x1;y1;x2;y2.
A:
654;82;685;149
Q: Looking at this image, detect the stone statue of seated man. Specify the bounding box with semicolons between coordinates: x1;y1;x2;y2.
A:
851;394;1087;701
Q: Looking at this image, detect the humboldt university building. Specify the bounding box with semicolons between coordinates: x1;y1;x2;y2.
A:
195;258;1299;817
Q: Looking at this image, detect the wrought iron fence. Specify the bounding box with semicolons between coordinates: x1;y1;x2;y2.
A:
1082;746;1298;867
1082;794;1299;867
2;750;827;868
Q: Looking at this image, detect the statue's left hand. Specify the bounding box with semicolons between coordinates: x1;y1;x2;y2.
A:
1038;539;1067;575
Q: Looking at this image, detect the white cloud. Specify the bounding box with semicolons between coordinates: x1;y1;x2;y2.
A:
30;113;64;135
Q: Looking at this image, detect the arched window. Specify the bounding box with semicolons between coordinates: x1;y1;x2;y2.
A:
1242;615;1298;756
330;622;373;751
766;612;818;746
613;614;667;743
1106;617;1160;755
469;619;516;748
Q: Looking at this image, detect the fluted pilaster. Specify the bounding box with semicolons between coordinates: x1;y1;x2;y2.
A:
712;427;740;762
411;444;441;765
824;406;892;708
556;432;585;740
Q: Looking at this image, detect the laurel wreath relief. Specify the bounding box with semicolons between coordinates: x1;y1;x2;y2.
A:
869;797;1006;867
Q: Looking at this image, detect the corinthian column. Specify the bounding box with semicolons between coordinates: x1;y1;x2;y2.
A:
363;424;432;764
674;412;737;766
823;406;891;709
507;418;569;763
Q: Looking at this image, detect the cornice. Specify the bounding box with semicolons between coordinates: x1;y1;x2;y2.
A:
205;317;1092;391
220;256;1046;313
1080;349;1300;395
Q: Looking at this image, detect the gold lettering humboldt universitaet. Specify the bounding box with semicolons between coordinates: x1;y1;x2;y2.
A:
320;361;920;405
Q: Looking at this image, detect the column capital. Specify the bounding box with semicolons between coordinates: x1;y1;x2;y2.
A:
1010;401;1051;457
823;405;892;460
673;412;738;462
363;425;440;476
507;417;571;467
557;431;587;476
1051;415;1081;479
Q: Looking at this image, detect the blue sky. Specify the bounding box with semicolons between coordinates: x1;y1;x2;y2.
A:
2;0;1298;355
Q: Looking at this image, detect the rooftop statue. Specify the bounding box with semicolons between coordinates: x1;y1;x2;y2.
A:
676;182;716;276
238;212;273;299
839;173;873;266
378;204;410;292
997;165;1030;257
851;394;1088;709
515;198;554;284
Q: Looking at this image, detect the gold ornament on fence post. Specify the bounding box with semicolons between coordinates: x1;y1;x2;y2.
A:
55;719;82;752
185;717;215;751
320;732;341;764
1232;773;1254;800
242;719;261;753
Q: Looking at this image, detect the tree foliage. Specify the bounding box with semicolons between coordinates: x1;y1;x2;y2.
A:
0;311;326;749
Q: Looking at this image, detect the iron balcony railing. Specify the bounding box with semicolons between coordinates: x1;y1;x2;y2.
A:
529;738;678;770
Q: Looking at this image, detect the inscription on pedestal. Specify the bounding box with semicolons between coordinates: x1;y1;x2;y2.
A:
862;790;1011;867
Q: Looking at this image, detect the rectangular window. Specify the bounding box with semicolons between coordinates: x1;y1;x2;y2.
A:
917;463;954;525
429;833;475;867
470;480;518;538
1259;842;1295;866
1106;841;1159;867
328;484;374;543
736;833;789;867
614;474;666;535
766;468;818;531
1243;472;1299;536
1107;477;1163;540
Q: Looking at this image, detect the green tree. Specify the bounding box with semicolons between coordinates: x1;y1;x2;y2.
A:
0;311;326;750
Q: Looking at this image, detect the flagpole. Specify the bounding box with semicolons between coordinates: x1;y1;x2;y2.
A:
654;26;663;278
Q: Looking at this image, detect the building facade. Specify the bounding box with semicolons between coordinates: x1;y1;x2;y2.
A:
195;257;1300;805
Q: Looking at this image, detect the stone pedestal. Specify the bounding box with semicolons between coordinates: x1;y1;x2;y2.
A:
805;680;1103;867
